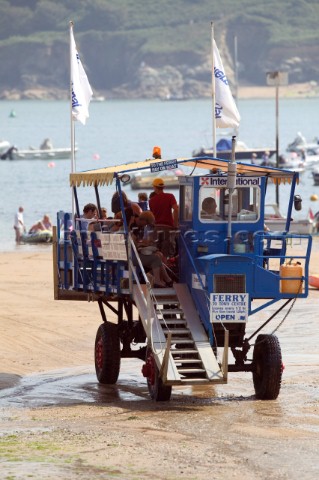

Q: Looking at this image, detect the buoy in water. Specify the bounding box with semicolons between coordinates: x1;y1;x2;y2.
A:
310;194;318;201
93;153;100;160
9;109;16;118
48;161;56;168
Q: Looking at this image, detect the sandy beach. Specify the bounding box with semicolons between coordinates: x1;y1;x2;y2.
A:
0;240;319;479
238;82;319;99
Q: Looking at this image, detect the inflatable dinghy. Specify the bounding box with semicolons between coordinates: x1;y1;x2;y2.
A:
21;230;53;244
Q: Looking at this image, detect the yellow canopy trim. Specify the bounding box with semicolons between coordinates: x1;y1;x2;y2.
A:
70;156;298;187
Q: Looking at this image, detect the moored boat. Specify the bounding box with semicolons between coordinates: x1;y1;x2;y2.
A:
192;139;276;161
265;203;313;234
0;139;10;154
10;146;77;161
130;169;183;189
1;137;78;160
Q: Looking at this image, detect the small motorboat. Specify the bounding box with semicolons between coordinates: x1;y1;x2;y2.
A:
277;153;305;173
11;146;77;160
1;138;78;160
0;139;10;155
130;169;183;190
304;148;319;168
286;132;319;153
192;138;276;161
20;230;53;244
309;275;319;289
264;203;313;234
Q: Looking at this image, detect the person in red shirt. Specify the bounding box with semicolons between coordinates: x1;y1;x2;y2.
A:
149;177;179;257
149;178;178;227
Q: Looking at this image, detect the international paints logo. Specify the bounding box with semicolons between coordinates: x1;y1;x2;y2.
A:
200;177;261;186
214;67;228;85
72;84;81;108
72;53;82;108
215;102;223;119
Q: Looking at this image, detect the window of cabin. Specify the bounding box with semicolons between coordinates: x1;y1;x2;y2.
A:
199;186;260;222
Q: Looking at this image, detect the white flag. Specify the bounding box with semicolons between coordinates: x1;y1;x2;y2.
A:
213;39;240;129
71;28;93;125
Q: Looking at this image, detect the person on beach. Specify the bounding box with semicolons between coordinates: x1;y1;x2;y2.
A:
13;206;25;243
29;221;45;234
41;214;52;230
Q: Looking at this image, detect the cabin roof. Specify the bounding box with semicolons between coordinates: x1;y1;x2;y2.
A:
70;156;298;187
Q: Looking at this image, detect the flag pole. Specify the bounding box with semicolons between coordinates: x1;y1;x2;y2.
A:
211;22;217;157
69;21;76;221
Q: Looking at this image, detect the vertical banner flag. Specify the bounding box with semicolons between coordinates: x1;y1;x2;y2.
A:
71;28;93;125
213;39;240;129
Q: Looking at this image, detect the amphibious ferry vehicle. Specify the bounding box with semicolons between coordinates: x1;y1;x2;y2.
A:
53;143;312;401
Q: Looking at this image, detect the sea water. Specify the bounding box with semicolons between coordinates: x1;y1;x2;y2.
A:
1;97;319;252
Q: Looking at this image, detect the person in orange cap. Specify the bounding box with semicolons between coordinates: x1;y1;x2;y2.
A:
149;177;179;257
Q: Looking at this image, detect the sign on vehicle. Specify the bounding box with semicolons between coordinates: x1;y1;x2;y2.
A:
210;293;249;323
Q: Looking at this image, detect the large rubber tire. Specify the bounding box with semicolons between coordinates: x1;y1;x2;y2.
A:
145;347;172;402
95;323;121;384
252;334;282;400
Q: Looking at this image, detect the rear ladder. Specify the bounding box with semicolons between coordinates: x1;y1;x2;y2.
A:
133;283;227;386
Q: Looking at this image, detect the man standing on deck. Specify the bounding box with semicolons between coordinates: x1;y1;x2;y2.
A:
149;178;179;257
13;206;25;243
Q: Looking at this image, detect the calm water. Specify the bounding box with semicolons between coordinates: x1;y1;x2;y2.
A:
1;97;319;252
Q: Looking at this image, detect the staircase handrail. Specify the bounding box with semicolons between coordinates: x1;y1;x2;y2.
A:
127;233;174;378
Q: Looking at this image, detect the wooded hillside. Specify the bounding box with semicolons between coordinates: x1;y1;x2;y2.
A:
1;0;318;99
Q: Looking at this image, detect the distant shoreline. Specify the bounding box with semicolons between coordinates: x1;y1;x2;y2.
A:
239;82;319;99
0;82;318;101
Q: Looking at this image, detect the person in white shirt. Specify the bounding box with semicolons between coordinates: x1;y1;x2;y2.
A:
77;203;98;231
14;206;25;243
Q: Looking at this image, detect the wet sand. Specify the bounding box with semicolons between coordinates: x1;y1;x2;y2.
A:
0;241;318;479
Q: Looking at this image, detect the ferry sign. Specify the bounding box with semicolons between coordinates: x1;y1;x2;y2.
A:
210;293;249;323
150;159;178;172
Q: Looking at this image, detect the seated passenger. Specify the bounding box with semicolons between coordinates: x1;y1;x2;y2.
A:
111;191;142;216
137;192;149;212
77;203;98;231
200;197;220;219
133;211;172;286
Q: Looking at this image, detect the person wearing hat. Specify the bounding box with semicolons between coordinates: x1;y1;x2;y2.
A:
149;177;178;257
150;178;178;227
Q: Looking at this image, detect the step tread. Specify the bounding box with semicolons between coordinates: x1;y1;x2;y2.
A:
171;349;198;355
152;288;176;295
173;339;195;344
156;309;184;314
162;328;190;334
159;319;186;325
154;297;179;303
180;378;210;384
174;359;202;364
177;368;206;373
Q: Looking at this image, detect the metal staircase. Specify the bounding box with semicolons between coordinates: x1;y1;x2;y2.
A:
133;283;227;386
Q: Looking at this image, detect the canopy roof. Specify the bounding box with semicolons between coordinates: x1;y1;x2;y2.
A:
70;156;299;187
